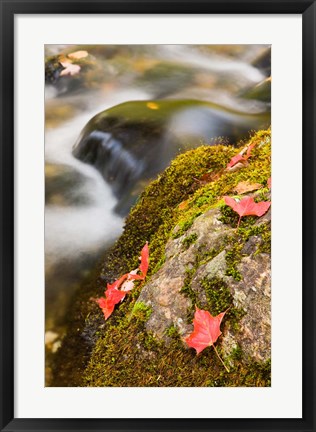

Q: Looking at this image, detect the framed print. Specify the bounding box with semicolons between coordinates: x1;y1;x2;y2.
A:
1;1;315;431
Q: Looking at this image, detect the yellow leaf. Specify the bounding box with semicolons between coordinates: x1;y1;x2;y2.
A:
67;50;89;60
234;181;262;195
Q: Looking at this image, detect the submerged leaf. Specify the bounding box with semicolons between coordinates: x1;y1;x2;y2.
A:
60;61;81;77
67;50;89;60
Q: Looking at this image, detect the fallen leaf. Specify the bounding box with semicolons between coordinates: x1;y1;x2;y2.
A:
246;142;256;158
185;307;229;372
121;270;138;292
198;171;222;184
105;284;127;302
185;307;226;354
224;196;271;228
227;153;247;169
96;275;129;320
139;242;149;279
234;181;262;195
96;243;150;320
178;200;189;210
146;102;159;110
226;142;256;170
67;50;88;60
60;61;81;77
268;177;271;189
97;288;126;320
107;274;129;291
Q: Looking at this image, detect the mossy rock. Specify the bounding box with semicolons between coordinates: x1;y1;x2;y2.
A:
52;128;271;387
72;99;270;215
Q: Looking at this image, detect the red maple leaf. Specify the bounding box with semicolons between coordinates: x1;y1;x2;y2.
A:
97;277;128;320
127;241;149;281
185;307;229;372
97;288;126;320
107;274;129;291
226;142;256;169
267;177;271;189
226;153;247;169
246;142;256;158
96;243;150;320
139;241;149;278
224;196;271;228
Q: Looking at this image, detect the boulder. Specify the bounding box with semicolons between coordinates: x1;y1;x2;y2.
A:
72;99;270;215
52;128;271;387
137;207;271;365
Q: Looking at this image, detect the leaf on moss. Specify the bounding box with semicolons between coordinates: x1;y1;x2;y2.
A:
97;287;126;320
224;195;271;228
96;243;149;320
121;270;139;292
198;171;222;185
139;241;149;278
185;307;226;354
267;177;271;189
234;181;262;195
178;200;189;210
226;142;256;170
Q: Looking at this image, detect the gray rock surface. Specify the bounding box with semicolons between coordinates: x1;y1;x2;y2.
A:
136;206;271;364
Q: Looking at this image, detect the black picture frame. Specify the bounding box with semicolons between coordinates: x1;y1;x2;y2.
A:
1;1;315;431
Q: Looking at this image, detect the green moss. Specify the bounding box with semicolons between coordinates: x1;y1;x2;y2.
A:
83;310;270;387
99;143;233;281
173;212;202;239
151;254;166;274
200;277;246;331
180;267;197;322
219;219;271;282
225;244;243;281
131;302;153;322
201;277;232;314
256;228;271;254
165;324;180;339
229;344;243;361
197;247;224;267
182;233;198;249
206;358;271;387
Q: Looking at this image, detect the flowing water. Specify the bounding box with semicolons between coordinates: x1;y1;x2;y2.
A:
45;89;150;328
45;44;270;353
